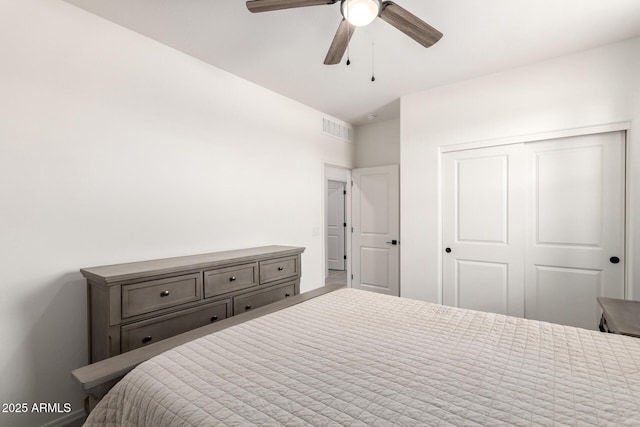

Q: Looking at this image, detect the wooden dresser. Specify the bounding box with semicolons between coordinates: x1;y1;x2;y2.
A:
82;245;304;363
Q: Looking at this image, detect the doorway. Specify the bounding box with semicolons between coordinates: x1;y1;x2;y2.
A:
322;164;401;294
324;165;351;286
327;180;347;283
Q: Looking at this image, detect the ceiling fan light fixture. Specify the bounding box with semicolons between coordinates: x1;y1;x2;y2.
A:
341;0;380;27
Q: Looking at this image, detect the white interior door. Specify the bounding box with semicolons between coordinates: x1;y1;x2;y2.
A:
442;131;625;329
352;165;400;296
327;180;346;270
525;132;625;329
442;144;525;316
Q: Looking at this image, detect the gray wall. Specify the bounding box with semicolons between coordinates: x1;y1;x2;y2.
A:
355;118;400;168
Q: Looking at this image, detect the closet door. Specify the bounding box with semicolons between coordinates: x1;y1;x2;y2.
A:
442;131;625;329
524;132;625;329
442;144;525;317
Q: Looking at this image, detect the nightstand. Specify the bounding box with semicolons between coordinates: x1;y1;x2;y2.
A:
597;297;640;338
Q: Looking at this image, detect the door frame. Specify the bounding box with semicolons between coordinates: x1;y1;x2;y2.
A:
327;179;346;270
323;164;352;287
438;121;631;301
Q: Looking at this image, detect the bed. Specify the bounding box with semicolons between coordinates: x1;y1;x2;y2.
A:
82;288;640;426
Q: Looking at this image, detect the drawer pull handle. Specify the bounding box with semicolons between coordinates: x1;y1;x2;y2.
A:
142;336;153;344
210;315;218;322
160;290;170;297
245;305;252;311
277;267;284;271
229;276;237;281
285;293;291;297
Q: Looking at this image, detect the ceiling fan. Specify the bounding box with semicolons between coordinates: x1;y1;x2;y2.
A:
246;0;443;65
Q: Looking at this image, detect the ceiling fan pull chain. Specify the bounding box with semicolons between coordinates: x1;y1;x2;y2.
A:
346;2;351;65
371;41;376;82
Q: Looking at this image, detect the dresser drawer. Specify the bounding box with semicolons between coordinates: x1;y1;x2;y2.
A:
234;282;295;314
204;263;258;298
121;273;201;318
259;256;298;284
121;299;230;352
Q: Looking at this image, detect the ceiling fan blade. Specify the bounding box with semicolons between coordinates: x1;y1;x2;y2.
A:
246;0;337;13
379;1;443;48
324;19;356;65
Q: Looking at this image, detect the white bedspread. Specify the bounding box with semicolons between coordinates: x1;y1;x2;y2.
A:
85;288;640;426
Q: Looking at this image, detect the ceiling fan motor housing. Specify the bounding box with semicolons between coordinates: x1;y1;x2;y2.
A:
340;0;382;27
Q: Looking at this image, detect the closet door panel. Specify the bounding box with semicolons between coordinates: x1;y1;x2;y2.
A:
442;144;525;317
525;132;625;329
532;266;602;329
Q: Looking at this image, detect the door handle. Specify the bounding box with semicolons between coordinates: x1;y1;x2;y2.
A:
610;256;620;264
385;240;398;245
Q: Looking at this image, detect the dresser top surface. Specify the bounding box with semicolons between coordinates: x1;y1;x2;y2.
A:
81;245;305;285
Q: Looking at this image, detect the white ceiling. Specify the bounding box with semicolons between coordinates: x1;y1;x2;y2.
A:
64;0;640;125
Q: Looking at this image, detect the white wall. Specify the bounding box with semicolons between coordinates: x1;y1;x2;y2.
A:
401;37;640;303
0;1;353;426
354;118;400;168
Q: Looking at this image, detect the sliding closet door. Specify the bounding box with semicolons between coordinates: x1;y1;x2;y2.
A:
442;144;525;317
442;131;625;329
524;132;625;329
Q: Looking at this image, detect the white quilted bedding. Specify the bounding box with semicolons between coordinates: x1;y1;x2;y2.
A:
85;289;640;426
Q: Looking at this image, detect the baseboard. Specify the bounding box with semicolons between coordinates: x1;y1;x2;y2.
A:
40;409;86;427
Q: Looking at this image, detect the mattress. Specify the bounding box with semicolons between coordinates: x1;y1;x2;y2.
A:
85;288;640;426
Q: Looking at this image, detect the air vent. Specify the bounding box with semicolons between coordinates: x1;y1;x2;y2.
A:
322;118;353;142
